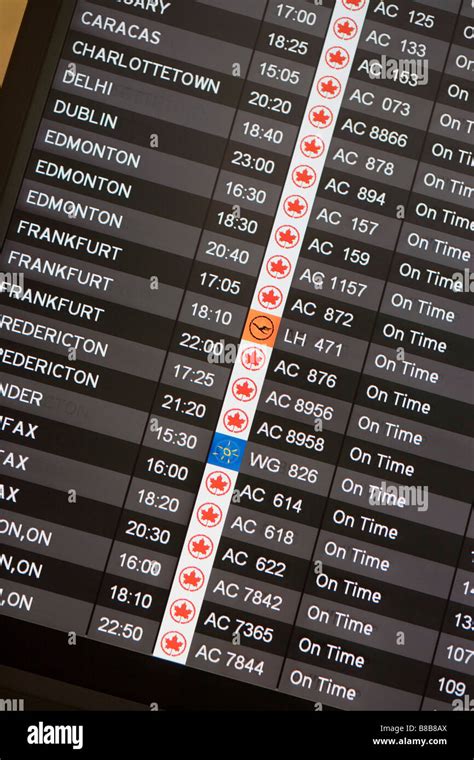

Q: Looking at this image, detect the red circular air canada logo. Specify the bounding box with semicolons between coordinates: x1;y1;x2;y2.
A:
179;566;205;592
224;408;249;433
160;631;186;657
316;76;342;99
333;17;358;40
188;534;214;560
326;46;350;69
292;165;316;188
309;105;333;128
170;598;196;624
266;255;291;280
197;502;223;528
241;346;266;371
258;285;283;311
275;225;299;249
300;135;325;159
206;470;231;495
342;0;366;11
284;195;308;219
232;377;257;401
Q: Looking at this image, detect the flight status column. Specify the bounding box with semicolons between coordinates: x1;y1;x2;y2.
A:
420;0;474;711
279;0;473;709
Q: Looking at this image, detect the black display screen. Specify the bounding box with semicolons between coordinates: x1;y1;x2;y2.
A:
0;0;472;720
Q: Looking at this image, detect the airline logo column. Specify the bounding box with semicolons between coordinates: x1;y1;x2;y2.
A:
153;0;369;663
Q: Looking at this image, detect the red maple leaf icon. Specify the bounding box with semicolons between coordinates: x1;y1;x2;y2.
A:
295;168;314;185
164;634;184;652
226;411;245;430
304;139;322;156
329;49;347;66
209;474;227;492
173;602;192;621
241;347;265;370
320;78;338;95
346;0;363;6
200;505;220;524
261;288;280;306
270;258;289;275
311;108;330;125
279;228;296;245
286;198;305;215
191;537;210;556
336;20;354;37
235;380;254;398
181;569;201;588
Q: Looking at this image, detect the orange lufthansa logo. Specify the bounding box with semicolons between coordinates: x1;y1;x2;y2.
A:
242;310;280;347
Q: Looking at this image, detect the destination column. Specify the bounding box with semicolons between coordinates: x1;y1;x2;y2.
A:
0;0;267;640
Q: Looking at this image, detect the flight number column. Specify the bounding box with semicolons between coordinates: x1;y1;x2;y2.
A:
173;0;366;691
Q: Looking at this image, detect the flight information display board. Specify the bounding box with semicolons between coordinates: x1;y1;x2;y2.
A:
0;0;472;712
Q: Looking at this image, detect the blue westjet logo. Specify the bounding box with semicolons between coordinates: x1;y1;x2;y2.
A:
208;433;246;471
